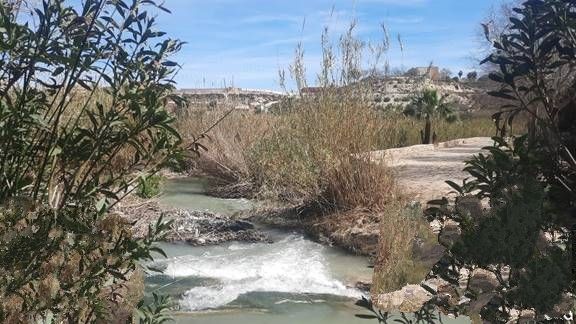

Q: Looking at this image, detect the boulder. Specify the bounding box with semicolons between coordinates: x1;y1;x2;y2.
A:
421;277;452;295
439;220;461;247
413;242;446;270
469;269;499;294
468;292;496;314
375;284;434;312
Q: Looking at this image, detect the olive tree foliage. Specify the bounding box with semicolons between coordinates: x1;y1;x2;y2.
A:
426;0;575;321
0;0;187;322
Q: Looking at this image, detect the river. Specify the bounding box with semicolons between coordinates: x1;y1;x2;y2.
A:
143;178;469;324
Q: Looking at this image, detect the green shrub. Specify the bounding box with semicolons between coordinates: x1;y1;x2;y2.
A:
425;0;576;319
138;175;164;199
0;0;186;321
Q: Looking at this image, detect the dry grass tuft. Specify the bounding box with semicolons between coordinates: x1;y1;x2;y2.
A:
371;203;432;293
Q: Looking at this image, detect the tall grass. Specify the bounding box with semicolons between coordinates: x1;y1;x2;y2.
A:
177;110;275;183
371;203;433;293
249;88;398;206
179;106;498;204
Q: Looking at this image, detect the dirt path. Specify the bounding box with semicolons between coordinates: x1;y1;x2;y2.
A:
369;137;494;204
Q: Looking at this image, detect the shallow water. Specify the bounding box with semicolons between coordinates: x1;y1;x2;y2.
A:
159;177;253;215
145;178;471;324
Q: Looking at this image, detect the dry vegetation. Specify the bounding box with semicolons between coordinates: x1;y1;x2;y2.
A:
371;203;433;293
177;101;498;205
173;22;503;290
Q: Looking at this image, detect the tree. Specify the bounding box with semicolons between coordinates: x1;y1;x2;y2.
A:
427;0;576;321
404;89;458;144
440;68;453;81
0;0;190;322
476;0;523;73
458;70;464;79
466;71;478;81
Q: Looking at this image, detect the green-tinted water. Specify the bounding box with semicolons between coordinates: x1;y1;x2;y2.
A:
145;178;471;324
159;178;253;215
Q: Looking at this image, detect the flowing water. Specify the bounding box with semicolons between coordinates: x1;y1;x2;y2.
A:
144;178;470;323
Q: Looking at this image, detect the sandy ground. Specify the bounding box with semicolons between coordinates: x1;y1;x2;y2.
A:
369;137;494;204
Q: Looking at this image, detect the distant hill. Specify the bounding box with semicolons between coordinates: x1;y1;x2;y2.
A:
171;77;503;117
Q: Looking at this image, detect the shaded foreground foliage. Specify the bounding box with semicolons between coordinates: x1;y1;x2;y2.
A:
0;0;186;322
362;0;575;322
428;0;576;321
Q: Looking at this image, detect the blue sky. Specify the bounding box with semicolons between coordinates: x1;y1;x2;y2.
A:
155;0;505;90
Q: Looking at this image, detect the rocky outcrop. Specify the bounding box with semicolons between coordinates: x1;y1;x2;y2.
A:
176;88;286;112
306;210;381;256
357;76;480;112
115;198;269;245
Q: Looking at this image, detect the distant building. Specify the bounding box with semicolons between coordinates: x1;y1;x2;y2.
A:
300;87;323;95
405;66;440;80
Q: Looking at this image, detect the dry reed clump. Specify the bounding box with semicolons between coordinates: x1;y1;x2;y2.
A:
249;88;398;206
323;155;397;212
176;110;275;184
371;203;433;294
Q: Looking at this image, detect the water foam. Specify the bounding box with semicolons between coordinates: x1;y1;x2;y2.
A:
155;235;362;311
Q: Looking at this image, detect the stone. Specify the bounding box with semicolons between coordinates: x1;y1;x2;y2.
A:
375;284;434;313
413;243;446;270
421;277;451;295
458;296;471;305
429;219;442;234
458;267;471;290
355;281;372;292
468;293;496;314
469;269;499;294
455;195;484;219
439;220;461;247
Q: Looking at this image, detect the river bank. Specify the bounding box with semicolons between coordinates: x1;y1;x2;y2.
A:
118;177;388;323
114;138;498;323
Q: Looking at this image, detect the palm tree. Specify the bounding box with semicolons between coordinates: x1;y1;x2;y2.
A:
405;88;458;144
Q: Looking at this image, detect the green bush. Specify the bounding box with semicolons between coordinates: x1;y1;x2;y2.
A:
138;175;164;199
0;0;187;321
425;0;576;320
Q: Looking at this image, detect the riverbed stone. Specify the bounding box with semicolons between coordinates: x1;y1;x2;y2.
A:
413;242;446;271
438;220;461;248
469;269;499;294
375;284;434;312
421;277;451;295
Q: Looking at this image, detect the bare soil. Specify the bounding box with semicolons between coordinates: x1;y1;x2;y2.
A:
369;137;494;204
